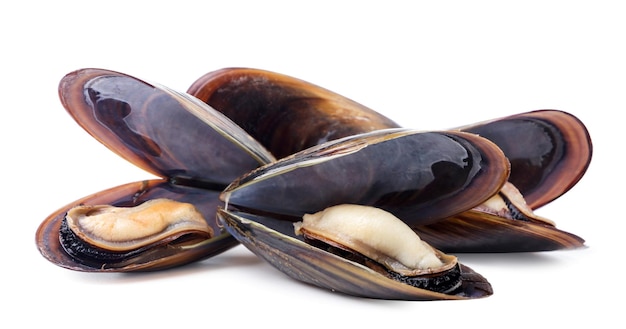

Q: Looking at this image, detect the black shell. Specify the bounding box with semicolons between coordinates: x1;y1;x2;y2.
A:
59;68;274;186
459;110;592;209
222;128;510;226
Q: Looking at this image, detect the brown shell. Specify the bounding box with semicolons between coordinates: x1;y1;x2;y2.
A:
188;67;401;159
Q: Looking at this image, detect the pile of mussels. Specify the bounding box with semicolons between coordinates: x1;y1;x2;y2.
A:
36;68;592;301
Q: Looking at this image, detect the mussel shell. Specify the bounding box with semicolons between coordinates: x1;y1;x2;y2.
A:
222;128;510;226
413;210;586;253
59;68;275;186
458;110;592;209
36;179;238;272
218;208;493;300
188;67;401;159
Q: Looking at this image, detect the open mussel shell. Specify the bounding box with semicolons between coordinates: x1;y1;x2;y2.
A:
413;182;586;252
218;208;493;300
371;109;589;252
458;110;592;209
38;68;280;271
188;67;401;159
36;179;238;272
59;68;275;186
403;109;590;252
222;128;510;226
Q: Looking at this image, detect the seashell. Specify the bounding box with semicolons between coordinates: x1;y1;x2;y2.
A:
221;128;510;226
457;110;593;209
58;68;275;185
413;182;586;252
188;67;401;159
37;179;238;271
295;204;462;294
218;206;493;300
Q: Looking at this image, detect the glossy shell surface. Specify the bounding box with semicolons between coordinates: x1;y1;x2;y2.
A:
188;68;401;159
222;128;510;226
458;110;592;209
59;68;274;186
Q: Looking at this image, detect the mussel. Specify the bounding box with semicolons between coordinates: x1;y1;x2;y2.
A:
419;110;592;252
37;68;274;271
218;205;492;300
415;182;586;252
37;180;236;271
217;128;507;299
456;110;592;210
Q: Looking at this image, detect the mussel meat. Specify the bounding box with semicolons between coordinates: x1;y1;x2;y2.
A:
37;179;238;271
296;204;463;294
60;198;213;269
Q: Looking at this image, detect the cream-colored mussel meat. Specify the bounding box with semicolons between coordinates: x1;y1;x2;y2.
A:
60;198;213;267
294;204;461;293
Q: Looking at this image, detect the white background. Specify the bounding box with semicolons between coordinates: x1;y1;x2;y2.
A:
2;1;622;328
